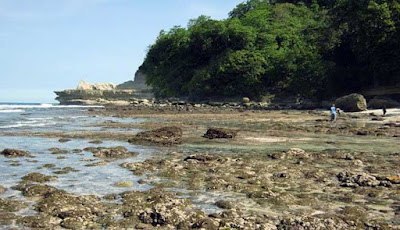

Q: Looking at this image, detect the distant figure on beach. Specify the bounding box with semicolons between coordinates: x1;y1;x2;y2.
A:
382;106;387;116
330;104;337;122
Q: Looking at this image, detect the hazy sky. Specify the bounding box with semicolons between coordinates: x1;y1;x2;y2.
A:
0;0;243;103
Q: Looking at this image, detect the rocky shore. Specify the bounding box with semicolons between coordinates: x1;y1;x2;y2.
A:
1;103;399;229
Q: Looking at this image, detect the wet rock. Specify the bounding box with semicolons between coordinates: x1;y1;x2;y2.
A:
128;126;183;146
343;154;355;160
84;146;137;158
122;189;196;227
35;190;103;222
215;200;234;209
72;149;83;153
58;138;71;143
103;194;118;200
42;163;56;168
120;162;147;175
53;167;78;175
335;93;367;112
9;162;21;167
191;218;219;230
286;148;309;159
371;117;384;121
21;172;57;183
17;214;60;229
60;217;85;229
340;206;368;227
203;128;237;139
17;184;58;197
48;147;69;154
0;186;6;194
356;130;368;136
0;212;17;226
277;216;351;230
135;223;153;229
184;154;218;163
273;172;289;178
268;152;286;159
114;181;133;187
247;190;276;199
0;198;27;212
353;159;364;167
89;140;103;144
0;148;31;158
80;158;97;162
337;171;380;187
85;161;108;167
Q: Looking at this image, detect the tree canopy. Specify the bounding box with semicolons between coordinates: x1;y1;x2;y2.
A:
140;0;400;100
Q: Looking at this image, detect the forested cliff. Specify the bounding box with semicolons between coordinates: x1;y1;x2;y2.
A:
140;0;400;101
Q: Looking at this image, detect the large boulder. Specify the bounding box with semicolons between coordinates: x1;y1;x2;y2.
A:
203;128;237;139
1;149;31;158
128;126;183;146
335;93;367;112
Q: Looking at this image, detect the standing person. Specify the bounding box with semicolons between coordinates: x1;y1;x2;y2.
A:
382;106;387;116
330;104;337;122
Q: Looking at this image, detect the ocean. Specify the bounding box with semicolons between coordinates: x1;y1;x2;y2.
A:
0;102;152;198
0;102;101;131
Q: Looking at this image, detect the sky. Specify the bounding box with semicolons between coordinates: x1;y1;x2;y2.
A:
0;0;243;103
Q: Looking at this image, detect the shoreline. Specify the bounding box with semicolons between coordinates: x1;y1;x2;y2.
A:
0;105;399;229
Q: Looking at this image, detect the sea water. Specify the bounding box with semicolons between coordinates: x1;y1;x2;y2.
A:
0;102;144;132
0;103;154;198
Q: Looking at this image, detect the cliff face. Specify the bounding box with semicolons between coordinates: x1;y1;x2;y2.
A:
116;72;154;99
54;72;154;105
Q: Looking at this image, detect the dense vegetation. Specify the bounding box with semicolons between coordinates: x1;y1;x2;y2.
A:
140;0;400;101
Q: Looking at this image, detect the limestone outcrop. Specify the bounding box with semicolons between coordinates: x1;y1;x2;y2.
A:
55;89;135;105
54;71;154;105
77;80;116;90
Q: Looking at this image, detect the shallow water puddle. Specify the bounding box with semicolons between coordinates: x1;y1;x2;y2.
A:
0;136;155;198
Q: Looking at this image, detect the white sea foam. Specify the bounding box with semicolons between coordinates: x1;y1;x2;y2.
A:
0;117;57;129
0;122;57;129
26;117;54;121
0;109;25;113
0;104;103;109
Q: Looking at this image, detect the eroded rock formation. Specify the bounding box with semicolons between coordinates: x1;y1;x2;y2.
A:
54;71;153;105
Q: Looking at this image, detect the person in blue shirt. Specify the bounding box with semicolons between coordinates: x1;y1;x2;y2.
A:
330;104;337;122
